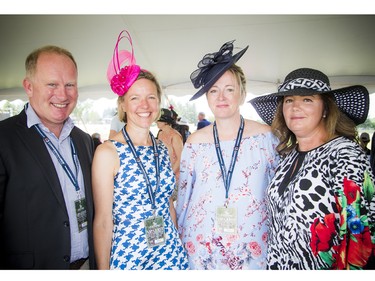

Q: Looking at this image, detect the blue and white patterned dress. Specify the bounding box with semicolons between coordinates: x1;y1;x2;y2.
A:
109;140;189;270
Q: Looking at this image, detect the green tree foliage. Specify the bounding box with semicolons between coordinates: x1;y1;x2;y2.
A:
0;100;25;116
357;118;375;130
168;98;197;124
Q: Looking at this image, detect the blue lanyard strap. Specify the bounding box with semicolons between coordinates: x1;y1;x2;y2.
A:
213;115;244;200
34;125;81;194
122;126;160;211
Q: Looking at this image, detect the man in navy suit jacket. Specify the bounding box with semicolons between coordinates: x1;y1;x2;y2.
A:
196;112;211;130
0;46;95;269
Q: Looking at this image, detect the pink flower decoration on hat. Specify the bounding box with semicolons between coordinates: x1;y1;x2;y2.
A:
110;65;141;96
107;30;141;96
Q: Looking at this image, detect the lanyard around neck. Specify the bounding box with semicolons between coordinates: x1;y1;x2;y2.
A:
122;126;160;211
213;115;244;200
34;124;81;194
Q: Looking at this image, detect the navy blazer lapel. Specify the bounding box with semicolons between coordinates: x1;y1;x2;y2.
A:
15;110;69;213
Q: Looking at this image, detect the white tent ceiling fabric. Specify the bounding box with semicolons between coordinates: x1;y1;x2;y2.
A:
0;15;374;102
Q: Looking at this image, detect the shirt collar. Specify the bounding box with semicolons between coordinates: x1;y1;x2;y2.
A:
25;103;75;140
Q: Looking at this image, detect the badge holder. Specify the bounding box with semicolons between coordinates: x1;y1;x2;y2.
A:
144;214;166;248
75;197;87;232
216;201;237;234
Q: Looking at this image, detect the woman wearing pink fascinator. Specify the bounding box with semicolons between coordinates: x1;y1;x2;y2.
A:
92;30;189;270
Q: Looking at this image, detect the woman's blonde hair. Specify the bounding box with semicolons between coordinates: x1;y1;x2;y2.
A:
227;64;247;103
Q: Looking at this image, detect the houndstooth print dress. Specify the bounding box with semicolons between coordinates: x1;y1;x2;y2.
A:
109;140;189;270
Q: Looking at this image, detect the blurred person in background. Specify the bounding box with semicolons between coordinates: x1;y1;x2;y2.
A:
196;111;211;130
91;132;102;151
359;132;371;161
156;107;184;201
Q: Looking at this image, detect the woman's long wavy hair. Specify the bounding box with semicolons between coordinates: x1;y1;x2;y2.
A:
271;93;358;156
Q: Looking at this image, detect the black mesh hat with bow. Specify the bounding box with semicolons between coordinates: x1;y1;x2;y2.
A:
189;40;249;101
249;68;369;126
158;108;175;125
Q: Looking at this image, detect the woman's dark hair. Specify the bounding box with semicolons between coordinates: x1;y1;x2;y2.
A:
271;93;358;155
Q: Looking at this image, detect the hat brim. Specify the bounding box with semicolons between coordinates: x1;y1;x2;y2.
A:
158;116;174;124
189;45;249;101
249;85;369;126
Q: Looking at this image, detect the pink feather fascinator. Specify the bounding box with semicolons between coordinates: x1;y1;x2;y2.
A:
107;30;141;96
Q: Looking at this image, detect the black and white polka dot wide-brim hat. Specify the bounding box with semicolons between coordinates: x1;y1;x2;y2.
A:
249;68;370;126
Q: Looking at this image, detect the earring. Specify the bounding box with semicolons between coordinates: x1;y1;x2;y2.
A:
322;114;326;118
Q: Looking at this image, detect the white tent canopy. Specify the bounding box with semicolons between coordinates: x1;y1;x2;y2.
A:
1;15;375;102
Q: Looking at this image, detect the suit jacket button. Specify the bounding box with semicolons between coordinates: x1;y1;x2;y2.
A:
64;221;70;227
64;255;70;262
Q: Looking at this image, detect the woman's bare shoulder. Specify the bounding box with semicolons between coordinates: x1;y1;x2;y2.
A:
244;119;271;137
186;124;213;144
92;139;121;175
94;139;119;158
